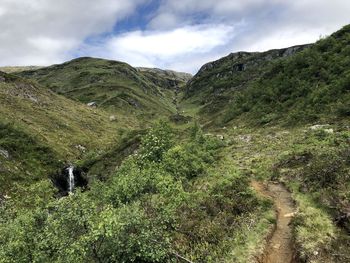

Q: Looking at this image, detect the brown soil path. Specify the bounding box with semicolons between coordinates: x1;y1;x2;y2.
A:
252;181;296;263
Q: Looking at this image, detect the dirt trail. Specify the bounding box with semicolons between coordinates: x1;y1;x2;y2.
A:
252;181;296;263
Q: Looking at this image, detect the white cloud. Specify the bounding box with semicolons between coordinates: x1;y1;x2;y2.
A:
145;0;350;72
0;0;349;73
89;24;234;73
109;25;233;56
0;0;145;66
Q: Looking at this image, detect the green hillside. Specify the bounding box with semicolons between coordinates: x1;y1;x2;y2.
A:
183;44;309;123
185;25;350;126
18;57;190;120
0;71;130;192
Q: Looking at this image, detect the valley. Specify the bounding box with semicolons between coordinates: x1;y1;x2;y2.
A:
0;24;349;263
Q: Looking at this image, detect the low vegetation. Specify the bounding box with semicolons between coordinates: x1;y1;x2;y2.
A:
0;122;272;262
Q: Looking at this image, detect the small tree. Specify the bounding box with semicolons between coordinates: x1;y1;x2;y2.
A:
138;121;174;164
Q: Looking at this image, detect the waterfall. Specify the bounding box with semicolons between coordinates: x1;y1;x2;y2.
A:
67;166;75;193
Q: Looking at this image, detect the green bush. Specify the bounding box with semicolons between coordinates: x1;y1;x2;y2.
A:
138;121;174;163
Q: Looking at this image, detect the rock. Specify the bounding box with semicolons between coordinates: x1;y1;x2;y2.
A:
127;98;140;108
109;115;117;121
216;134;224;140
310;124;330;130
284;212;297;218
324;128;334;134
75;145;86;153
309;124;334;133
87;101;97;107
169;114;192;124
0;149;9;159
238;135;252;143
273;244;281;249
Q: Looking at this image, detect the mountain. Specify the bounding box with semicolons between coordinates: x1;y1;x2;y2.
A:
185;24;350;126
18;57;190;120
183;44;310;125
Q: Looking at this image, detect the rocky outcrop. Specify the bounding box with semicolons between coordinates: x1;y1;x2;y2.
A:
51;165;88;196
0;148;9;159
186;44;311;97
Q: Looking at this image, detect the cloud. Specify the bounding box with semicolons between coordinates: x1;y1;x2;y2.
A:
0;0;145;66
144;0;350;72
0;0;349;73
84;24;235;73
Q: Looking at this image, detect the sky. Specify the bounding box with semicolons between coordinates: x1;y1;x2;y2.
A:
0;0;349;74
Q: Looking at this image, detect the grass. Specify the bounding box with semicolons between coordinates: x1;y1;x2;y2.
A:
225;203;275;263
205;118;349;262
0;71;133;193
17;57;186;121
291;189;336;263
185;25;350;127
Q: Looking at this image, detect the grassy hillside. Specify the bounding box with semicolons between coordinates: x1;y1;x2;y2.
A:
222;25;350;125
0;66;42;74
185;25;350;127
18;58;190;121
183;45;309;124
0;71;129;192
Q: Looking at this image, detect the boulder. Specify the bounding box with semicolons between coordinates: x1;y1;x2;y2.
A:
75;145;86;153
0;149;9;159
87;101;97;107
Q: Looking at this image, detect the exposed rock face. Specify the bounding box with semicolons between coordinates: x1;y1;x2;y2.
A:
0;148;9;159
0;72;41;104
182;44;313;121
51;166;88;195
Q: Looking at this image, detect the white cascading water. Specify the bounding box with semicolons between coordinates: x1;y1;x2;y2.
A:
67;166;75;193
